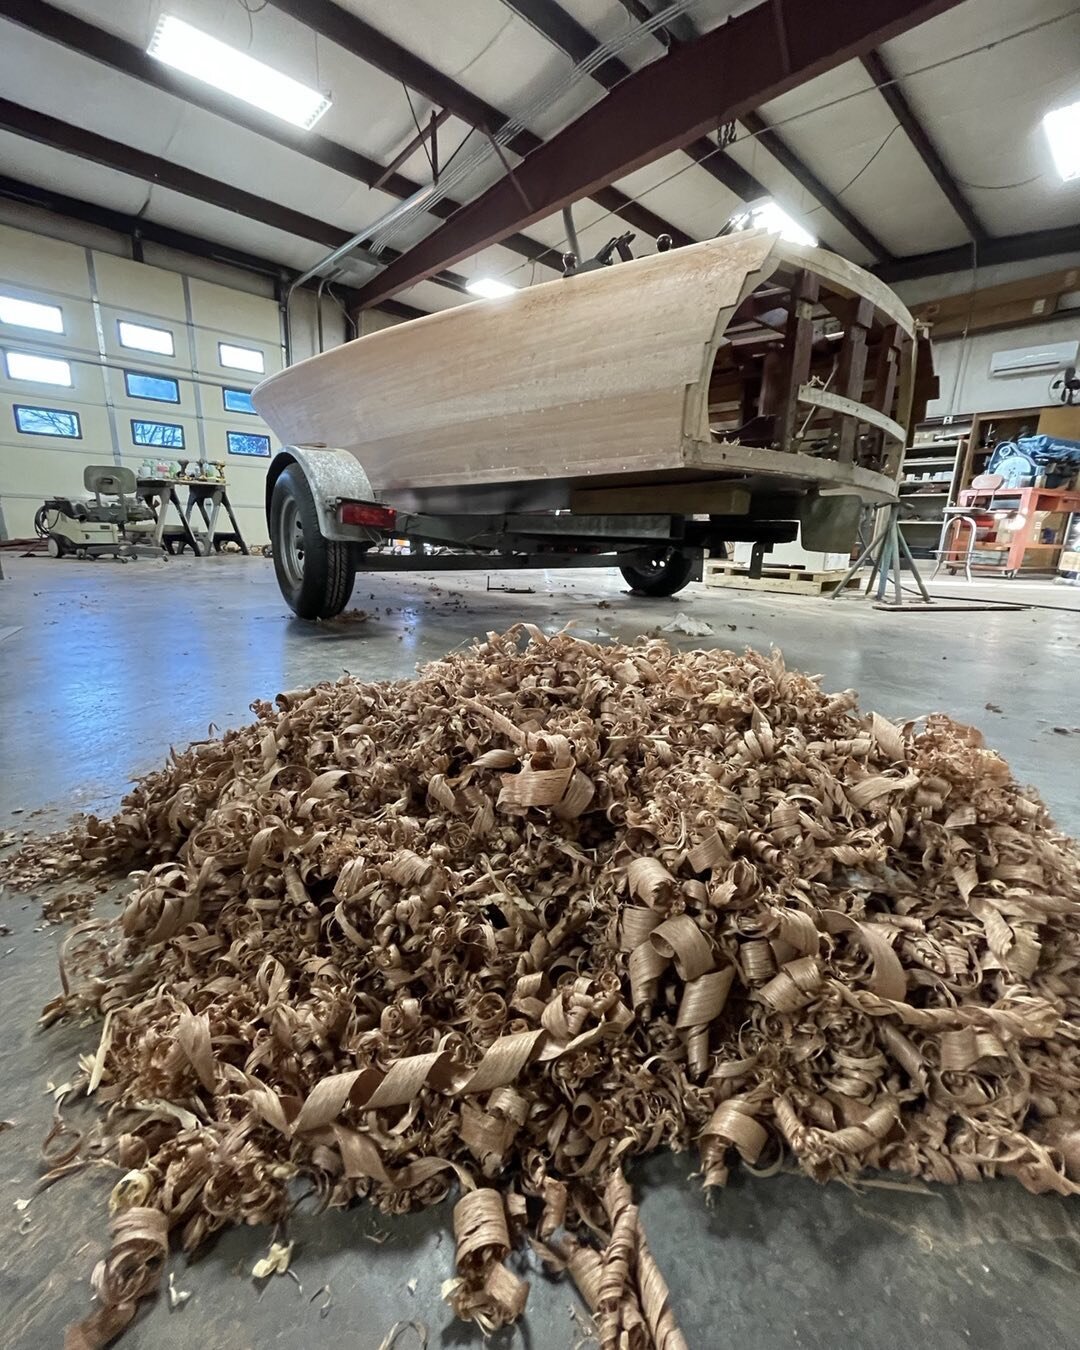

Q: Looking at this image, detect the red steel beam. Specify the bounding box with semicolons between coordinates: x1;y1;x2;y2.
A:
354;0;965;309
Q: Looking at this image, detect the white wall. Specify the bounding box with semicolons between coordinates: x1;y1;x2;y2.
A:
892;252;1080;418
923;315;1079;418
0;212;352;544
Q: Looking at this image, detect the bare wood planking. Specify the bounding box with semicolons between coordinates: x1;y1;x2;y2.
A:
688;442;899;502
796;386;908;444
253;234;916;502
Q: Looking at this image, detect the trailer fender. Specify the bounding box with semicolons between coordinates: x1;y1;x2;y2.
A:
266;446;380;543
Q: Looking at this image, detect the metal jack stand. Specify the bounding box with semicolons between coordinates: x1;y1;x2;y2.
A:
830;502;932;609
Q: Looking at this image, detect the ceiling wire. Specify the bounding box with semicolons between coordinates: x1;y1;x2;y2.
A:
234;0;268;48
402;84;435;176
944;239;980;418
439;127;476;178
801;124;902;218
956;172;1044;191
748;5;1080;148
473;3;1080;288
363;0;710;253
324;282;357;338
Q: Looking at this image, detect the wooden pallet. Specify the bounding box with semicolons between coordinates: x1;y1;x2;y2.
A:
703;560;859;595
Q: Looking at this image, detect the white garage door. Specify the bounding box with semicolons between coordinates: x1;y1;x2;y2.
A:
0;220;284;545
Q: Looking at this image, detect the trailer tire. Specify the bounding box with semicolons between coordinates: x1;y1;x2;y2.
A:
620;546;695;597
270;464;354;619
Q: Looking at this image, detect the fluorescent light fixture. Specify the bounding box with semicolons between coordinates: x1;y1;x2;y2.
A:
747;200;817;247
148;15;331;129
5;351;73;385
218;341;265;373
0;294;63;333
466;277;517;299
118;320;175;355
1043;101;1080;181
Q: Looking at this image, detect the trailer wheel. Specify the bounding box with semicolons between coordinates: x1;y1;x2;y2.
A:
270;465;355;619
620;546;695;597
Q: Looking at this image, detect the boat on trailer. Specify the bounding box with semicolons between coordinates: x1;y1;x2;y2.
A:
253;231;935;618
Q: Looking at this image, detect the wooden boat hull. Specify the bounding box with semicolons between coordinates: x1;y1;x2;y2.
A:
254;233;925;513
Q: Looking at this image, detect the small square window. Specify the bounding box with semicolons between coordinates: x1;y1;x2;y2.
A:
118;320;175;356
0;295;64;334
13;404;81;437
222;386;255;414
218;342;265;373
124;370;181;403
5;351;73;385
131;418;185;448
226;430;271;457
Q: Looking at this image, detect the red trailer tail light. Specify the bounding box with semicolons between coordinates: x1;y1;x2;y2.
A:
339;501;397;529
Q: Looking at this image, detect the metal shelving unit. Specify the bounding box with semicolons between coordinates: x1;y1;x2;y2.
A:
897;416;970;558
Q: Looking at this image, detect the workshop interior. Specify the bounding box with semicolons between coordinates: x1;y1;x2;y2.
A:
0;3;1079;1350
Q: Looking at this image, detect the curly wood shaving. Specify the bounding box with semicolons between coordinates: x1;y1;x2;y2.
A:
6;627;1080;1348
251;1240;294;1279
66;1207;168;1350
109;1170;153;1214
447;1189;528;1331
377;1320;428;1350
539;1176;569;1240
598;1172;688;1350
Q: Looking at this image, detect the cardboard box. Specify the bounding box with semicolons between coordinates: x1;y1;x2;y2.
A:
1038;405;1080;442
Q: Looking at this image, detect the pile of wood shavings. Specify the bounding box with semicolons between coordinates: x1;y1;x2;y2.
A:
9;625;1080;1349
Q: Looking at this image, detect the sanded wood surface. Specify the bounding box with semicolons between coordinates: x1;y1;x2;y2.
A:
779;241;915;332
797;385;908;444
687;442;898;502
254;233;916;501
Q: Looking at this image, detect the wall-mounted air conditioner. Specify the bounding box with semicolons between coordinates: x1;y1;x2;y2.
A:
989;340;1079;376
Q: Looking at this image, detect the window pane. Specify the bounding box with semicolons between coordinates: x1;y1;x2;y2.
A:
124;370;180;402
222;386;255;414
131;419;185;448
226;430;271;457
118;320;175;355
0;295;64;333
13;404;81;437
218;342;264;373
5;351;73;385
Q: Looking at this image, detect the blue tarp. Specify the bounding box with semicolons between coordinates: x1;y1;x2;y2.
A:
987;434;1080;487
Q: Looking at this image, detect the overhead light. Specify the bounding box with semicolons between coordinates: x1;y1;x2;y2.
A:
466;277;517;299
747;200;817;248
148;15;331;129
1043;101;1080;181
722;198;817;248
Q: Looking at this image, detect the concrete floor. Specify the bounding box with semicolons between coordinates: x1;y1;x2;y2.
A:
1;552;1079;1349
